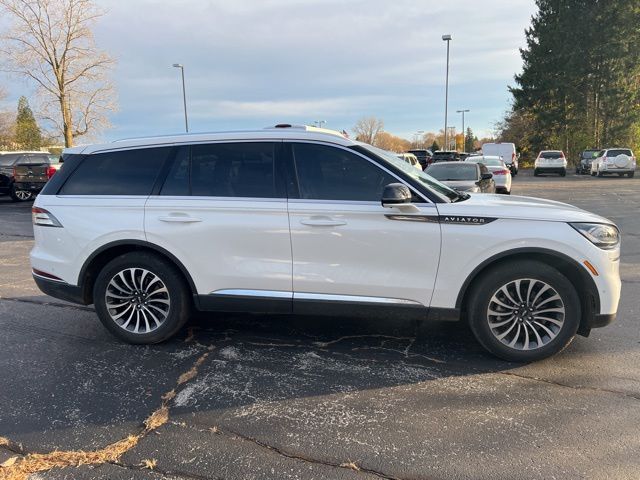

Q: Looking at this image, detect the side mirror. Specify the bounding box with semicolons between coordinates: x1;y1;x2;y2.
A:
381;183;419;213
382;183;411;205
481;172;493;180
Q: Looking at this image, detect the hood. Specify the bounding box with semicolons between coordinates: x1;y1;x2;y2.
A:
436;194;615;224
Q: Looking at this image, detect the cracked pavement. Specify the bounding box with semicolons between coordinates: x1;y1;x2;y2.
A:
0;170;639;479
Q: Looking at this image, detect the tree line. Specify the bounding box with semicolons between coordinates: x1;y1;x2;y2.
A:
498;0;640;161
352;116;491;153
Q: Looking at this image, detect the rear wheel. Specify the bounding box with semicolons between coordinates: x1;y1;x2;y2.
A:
628;172;635;178
533;169;539;177
93;252;191;344
10;185;33;202
560;169;566;177
467;260;580;362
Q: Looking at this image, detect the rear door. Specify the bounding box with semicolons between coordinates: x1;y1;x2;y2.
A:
286;141;441;311
144;142;292;312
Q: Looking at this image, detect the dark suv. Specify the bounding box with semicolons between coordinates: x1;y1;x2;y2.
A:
576;149;600;175
0;152;59;202
430;151;461;163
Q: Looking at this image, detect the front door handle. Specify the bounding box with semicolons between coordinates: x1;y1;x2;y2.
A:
300;216;347;227
158;214;202;223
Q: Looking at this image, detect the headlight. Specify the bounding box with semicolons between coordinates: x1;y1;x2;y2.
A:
570;223;620;250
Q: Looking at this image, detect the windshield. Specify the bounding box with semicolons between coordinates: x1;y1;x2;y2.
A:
426;163;478;181
358;144;463;202
582;150;599;158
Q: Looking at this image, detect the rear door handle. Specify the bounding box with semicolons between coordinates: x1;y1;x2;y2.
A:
158;214;202;223
300;216;347;227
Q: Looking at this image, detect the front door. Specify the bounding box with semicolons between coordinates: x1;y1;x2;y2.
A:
286;142;441;310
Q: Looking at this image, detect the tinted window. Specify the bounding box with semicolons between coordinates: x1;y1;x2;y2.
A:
191;142;277;198
60;147;171;195
293;143;396;201
607;149;632;157
0;154;22;166
426;163;478;181
540;151;563;159
160;148;190;196
16;155;51;165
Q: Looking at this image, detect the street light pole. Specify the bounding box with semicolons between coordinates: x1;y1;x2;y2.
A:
457;109;470;151
172;64;189;133
442;34;452;151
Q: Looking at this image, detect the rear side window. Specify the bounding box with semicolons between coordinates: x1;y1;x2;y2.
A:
540;151;563;159
189;142;278;198
59;147;171;195
292;143;397;201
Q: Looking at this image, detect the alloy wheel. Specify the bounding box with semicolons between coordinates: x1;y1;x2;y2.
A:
14;190;32;201
487;278;565;351
105;268;170;334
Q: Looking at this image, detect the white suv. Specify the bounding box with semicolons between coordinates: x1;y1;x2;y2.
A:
30;126;621;361
591;148;636;178
534;150;567;176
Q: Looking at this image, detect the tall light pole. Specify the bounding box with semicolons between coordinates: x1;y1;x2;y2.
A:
442;34;452;151
313;120;326;128
172;63;189;133
457;109;469;151
414;129;424;148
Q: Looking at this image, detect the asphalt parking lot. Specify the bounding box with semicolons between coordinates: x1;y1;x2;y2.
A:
1;170;638;480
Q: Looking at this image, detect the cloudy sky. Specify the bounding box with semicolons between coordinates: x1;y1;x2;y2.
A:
2;0;538;142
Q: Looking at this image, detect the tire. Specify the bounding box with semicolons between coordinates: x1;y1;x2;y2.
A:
93;252;192;344
560;170;566;177
10;185;33;202
467;260;580;362
597;169;604;177
533;169;539;177
591;170;596;177
628;172;635;178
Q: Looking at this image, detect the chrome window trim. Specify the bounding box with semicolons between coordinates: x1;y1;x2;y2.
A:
284;139;433;205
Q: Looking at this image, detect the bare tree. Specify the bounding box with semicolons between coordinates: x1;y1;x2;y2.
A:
0;86;16;148
352;116;384;145
0;0;116;147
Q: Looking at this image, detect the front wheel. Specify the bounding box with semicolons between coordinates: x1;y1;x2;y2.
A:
10;185;33;202
467;260;580;362
93;252;191;344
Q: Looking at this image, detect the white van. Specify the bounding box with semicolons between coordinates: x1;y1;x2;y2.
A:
481;143;518;175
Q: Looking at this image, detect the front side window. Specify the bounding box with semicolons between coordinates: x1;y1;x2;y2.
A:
292;143;397;201
190;142;278;198
59;147;172;195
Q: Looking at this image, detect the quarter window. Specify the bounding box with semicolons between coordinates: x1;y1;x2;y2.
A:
59;147;172;195
292;143;397;201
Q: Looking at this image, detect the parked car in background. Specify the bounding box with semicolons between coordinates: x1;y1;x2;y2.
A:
591;148;636;178
0;152;60;202
576;149;600;175
465;155;512;194
30;124;622;361
425;161;495;193
396;152;422;171
430;151;461;163
534;150;567;177
481;142;518;175
407;149;432;170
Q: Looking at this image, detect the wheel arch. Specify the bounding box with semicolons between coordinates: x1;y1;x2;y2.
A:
77;240;198;306
456;248;599;336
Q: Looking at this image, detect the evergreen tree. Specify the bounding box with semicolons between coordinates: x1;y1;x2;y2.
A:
508;0;640;157
465;127;475;152
15;96;41;149
430;141;440;152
